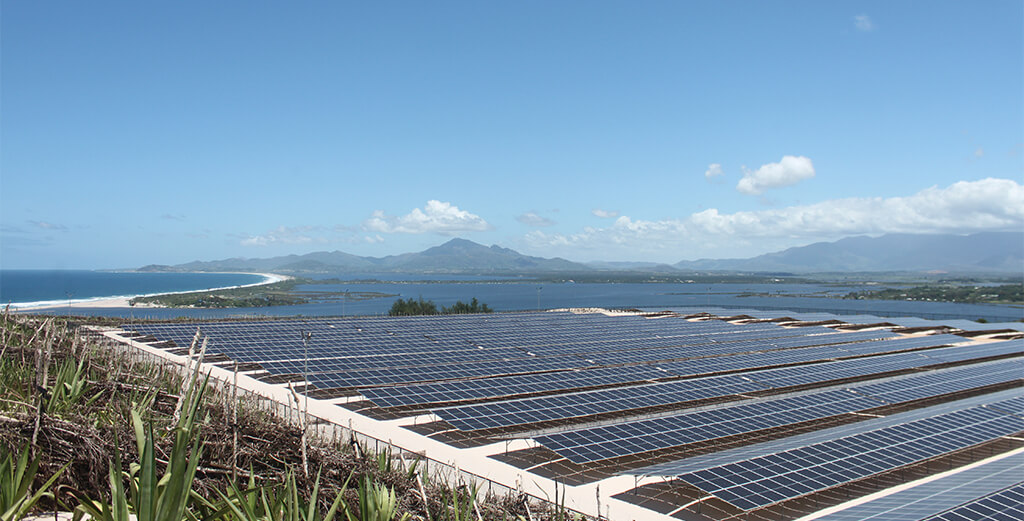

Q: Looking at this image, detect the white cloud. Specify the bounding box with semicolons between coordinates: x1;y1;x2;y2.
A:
704;163;724;180
854;14;875;32
592;209;619;218
526;178;1024;261
363;200;490;234
364;234;385;243
517;212;556;227
975;147;984;158
28;220;68;231
737;155;816;195
240;226;322;246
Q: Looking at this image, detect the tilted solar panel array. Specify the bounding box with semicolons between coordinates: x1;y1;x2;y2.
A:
121;311;1024;520
435;373;768;432
534;359;1024;463
926;482;1024;521
813;451;1024;521
360;364;673;408
432;340;1021;431
364;333;964;410
671;394;1024;510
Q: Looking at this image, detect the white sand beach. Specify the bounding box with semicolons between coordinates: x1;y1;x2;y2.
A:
12;272;292;311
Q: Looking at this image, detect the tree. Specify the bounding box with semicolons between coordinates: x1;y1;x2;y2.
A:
388;297;438;316
442;297;493;314
388;297;493;316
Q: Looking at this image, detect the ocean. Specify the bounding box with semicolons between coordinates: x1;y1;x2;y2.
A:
6;270;1022;323
0;270;269;308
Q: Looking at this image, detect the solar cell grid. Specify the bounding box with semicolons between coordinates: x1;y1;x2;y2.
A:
433;343;1019;433
675;404;1024;510
922;339;1024;364
535;359;1024;463
926;482;1024;521
360;364;671;408
535;389;885;463
852;362;1024;404
256;346;531;374
307;354;587;389
433;374;768;431
634;389;1024;478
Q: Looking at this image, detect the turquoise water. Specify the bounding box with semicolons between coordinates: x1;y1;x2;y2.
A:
0;270;268;307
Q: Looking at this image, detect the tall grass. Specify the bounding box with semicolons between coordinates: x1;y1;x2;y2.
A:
1;317;591;521
0;445;67;521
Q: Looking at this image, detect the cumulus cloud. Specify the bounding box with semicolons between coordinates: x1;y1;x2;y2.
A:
592;209;619;219
240;226;323;246
363;200;490;234
737;155;816;195
526;178;1024;260
854;14;875;32
704;163;724;180
517;212;556;227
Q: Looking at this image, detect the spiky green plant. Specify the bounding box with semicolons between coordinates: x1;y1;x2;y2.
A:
215;468;350;521
46;357;102;415
74;372;210;521
346;477;409;521
0;444;68;521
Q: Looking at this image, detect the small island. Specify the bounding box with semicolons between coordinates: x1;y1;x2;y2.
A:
842;283;1023;305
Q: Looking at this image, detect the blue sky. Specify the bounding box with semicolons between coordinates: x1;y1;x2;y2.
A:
2;1;1021;269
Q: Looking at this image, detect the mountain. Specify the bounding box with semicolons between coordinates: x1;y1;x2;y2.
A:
675;232;1024;273
167;238;589;274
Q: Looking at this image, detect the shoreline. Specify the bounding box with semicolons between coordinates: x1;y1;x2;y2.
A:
10;272;292;311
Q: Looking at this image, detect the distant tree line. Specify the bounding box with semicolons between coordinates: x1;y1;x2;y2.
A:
388;297;493;316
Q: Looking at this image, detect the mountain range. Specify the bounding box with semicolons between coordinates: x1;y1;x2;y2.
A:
140;232;1023;275
143;238;586;274
674;232;1022;273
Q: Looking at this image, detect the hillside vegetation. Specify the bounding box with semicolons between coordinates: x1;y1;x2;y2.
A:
0;312;584;520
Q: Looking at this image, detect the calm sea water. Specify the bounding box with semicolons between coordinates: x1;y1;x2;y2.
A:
0;270;268;308
11;271;1022;322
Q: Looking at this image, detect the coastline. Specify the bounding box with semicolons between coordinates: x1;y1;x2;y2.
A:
10;272;292;311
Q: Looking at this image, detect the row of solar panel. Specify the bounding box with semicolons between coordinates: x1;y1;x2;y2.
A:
299;330;924;390
261;327;863;375
125;318;807;365
360;333;961;408
533;359;1024;463
123;312;797;360
670;393;1024;510
432;340;1024;431
814;450;1024;521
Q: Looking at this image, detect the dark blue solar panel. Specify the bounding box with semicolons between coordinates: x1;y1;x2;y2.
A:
361;363;670;408
676;404;1024;510
927;482;1024;521
535;359;1023;463
433;374;768;431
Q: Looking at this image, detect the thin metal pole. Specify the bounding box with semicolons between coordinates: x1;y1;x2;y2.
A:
300;330;312;477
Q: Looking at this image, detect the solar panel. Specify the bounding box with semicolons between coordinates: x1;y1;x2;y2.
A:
433;374;768;431
927;482;1024;521
673;401;1024;510
535;389;884;463
630;389;1024;477
360;363;671;408
814;451;1024;520
433;342;1021;433
534;359;1024;463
